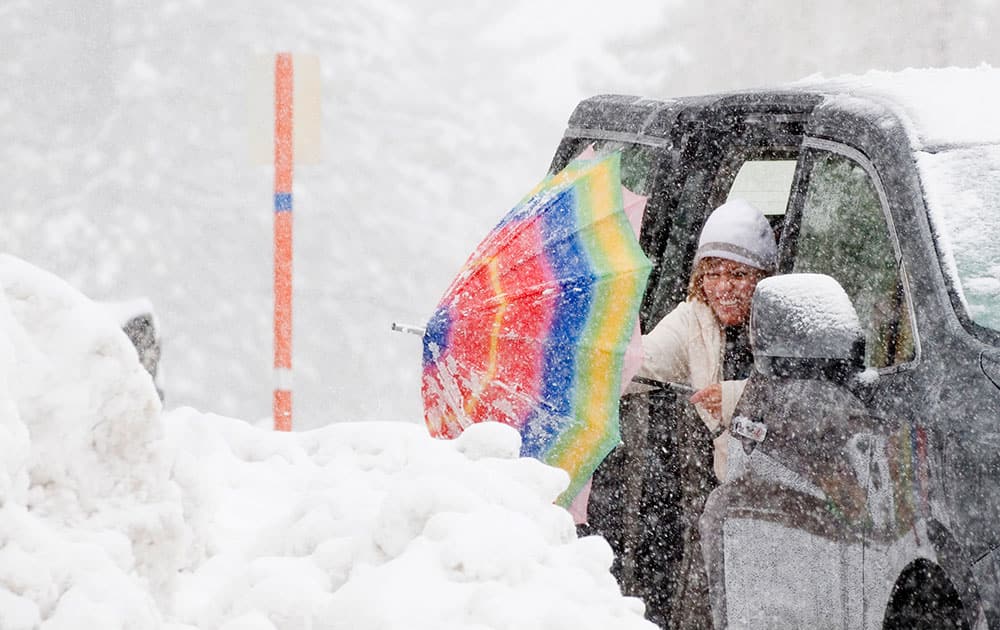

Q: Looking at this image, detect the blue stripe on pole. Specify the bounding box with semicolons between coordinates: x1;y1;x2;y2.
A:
274;193;293;212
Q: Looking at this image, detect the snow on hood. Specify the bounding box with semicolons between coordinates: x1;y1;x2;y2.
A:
796;65;1000;149
0;254;651;629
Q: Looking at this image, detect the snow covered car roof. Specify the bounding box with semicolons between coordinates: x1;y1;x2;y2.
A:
568;65;1000;151
793;65;1000;150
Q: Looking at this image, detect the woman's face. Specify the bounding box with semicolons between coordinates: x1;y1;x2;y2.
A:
700;258;764;327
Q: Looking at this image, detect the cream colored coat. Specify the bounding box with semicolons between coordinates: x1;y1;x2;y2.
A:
638;299;747;481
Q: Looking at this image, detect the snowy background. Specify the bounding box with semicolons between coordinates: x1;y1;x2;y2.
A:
3;0;998;426
0;1;999;627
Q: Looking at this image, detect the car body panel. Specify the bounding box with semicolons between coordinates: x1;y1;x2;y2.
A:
564;68;1000;629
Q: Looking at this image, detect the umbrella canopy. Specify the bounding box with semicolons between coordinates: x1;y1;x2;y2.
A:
421;152;652;506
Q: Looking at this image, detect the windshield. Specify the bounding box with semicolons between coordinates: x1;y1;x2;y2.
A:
919;144;1000;332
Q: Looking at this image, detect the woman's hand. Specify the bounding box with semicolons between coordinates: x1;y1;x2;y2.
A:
690;383;722;422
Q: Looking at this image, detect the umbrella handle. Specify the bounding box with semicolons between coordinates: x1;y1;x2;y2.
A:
631;376;694;396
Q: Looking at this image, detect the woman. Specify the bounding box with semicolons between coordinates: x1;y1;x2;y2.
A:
639;197;777;481
582;198;776;627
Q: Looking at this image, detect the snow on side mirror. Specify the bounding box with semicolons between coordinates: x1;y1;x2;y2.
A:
750;274;865;383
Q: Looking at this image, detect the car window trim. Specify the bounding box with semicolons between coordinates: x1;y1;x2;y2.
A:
798;137;923;373
563;127;669;149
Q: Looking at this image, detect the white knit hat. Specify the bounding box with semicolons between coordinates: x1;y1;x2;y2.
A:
694;198;777;271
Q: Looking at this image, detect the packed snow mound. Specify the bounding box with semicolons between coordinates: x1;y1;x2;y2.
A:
0;254;185;628
0;255;652;629
165;414;651;630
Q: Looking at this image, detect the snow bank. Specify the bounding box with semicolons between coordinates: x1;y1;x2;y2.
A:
165;414;650;629
0;255;651;629
0;254;184;628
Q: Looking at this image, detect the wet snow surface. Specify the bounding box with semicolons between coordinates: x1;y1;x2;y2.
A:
0;257;653;628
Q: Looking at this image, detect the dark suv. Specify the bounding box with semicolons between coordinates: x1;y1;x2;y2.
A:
555;68;1000;629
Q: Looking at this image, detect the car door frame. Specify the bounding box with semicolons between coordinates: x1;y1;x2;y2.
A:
781;99;986;629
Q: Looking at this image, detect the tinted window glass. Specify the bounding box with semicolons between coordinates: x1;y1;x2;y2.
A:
791;150;915;368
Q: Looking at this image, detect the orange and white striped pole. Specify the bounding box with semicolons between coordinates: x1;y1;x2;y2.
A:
249;53;319;430
273;52;294;431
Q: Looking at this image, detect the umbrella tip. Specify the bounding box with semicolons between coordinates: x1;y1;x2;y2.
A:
391;321;426;337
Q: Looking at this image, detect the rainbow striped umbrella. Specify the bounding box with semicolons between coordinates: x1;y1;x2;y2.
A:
421;152;652;506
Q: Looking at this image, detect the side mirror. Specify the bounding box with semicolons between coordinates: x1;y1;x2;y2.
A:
750;274;864;383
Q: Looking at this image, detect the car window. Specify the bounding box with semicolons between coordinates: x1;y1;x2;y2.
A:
726;158;796;254
790;148;916;369
564;140;658;195
727;159;796;216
